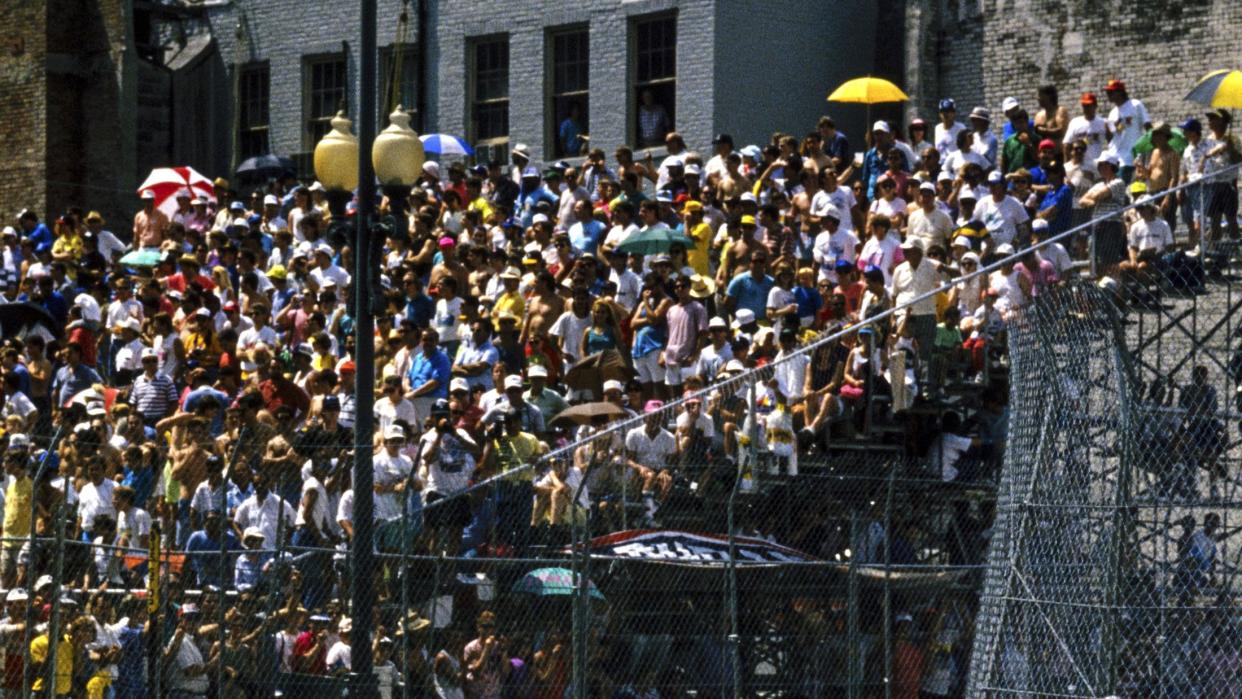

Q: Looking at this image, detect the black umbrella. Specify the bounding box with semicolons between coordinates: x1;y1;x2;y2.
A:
235;154;296;179
0;302;62;339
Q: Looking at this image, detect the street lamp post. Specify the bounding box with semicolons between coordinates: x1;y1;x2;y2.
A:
374;106;425;247
315;99;423;697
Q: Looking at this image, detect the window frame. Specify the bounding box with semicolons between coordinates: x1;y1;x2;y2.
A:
629;13;677;149
546;26;590;160
236;61;270;161
302;53;349;151
467;35;511;151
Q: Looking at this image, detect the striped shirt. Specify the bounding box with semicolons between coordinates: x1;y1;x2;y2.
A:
129;372;178;421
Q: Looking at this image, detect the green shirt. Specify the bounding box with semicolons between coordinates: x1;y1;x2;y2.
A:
934;323;963;350
1001;134;1036;173
525;387;569;427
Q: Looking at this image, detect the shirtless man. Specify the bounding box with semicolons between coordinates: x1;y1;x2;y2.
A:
1033;84;1070;145
717;152;749;200
158;413;213;544
1143;122;1182;227
522;272;564;343
791;169;820;233
429;237;471;294
717;215;761;287
614;145;656;186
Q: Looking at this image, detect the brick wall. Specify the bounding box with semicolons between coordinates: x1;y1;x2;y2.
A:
0;0;48;223
920;0;1242;131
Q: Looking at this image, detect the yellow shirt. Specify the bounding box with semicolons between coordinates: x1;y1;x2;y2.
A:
685;221;713;276
468;196;494;221
492;291;525;329
30;634;74;694
52;234;83;261
3;476;32;539
495;432;545;483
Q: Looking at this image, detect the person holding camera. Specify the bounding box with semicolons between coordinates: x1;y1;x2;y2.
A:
416;400;478;557
463;611;508;699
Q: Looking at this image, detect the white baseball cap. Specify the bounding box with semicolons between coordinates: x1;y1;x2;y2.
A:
708;316;728;329
503;375;524;390
1032;218;1050;232
602;379;625;393
995;243;1016;255
732;308;756;328
952;235;972;248
532;213;550;225
263;194;279;206
819;204;841;221
872;120;891;133
527;365;548;379
1001;96;1021;113
382;425;405;441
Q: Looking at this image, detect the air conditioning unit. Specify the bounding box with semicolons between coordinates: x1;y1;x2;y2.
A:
472;142;509;167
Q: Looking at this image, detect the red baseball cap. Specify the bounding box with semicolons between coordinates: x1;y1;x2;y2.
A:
1080;92;1098;105
1104;79;1126;93
338;360;356;374
1038;139;1057;152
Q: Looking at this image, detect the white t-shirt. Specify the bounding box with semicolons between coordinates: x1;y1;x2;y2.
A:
624;427;677;470
868;197;907;223
117;506;152;543
326;641;352;673
1128;217;1174;253
536;466;590;509
233;494;296;549
604;223;639;251
610;267;643;312
373;449;414;520
813;229;860;283
942;149;988;178
934;121;967;157
237;324;279;351
773;351;811;401
418;429;477;496
550;310;591;361
374;396;418;431
1;390;36;422
810;187;859;234
929;432;973;481
1107;98;1149;167
79;478;116;531
858;234;903;285
1063;115;1109;168
675;411;715;439
296;474;332;531
975;195;1030;245
434;297;465;345
1039;242;1073;276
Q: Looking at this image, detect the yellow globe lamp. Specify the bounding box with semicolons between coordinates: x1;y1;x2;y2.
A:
372;106;425;187
313;111;359;192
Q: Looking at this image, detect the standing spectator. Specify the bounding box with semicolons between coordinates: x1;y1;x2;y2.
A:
130;348;179;425
185;509;240;588
464;611;509;699
132;190;169;249
407;328;452;425
1103;79;1149;182
933;99;966;158
1032;85;1070;145
975;171;1031;250
1202;109;1240;245
892;238;941;389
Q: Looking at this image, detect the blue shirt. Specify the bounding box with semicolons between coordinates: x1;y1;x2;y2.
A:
726;272;776;322
825;132;853;168
404;293;434;329
184;529;241;587
1002;119;1034;141
41;290;68;327
122;467;156;510
8;363;31;398
182;386;231;435
53;363;102;406
453;340;500;390
515;187;559;227
26;223;52;248
568;219;606;256
792;285;823;322
234;551;272;589
1038;184;1074;236
408;348;451;399
559;118;584;156
860;148;887;201
116;625;147;691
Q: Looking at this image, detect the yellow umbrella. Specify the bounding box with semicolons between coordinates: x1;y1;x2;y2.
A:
827;76;910;143
827;76;910;104
1185;69;1242;109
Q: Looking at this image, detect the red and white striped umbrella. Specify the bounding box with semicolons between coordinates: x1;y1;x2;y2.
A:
136;166;217;219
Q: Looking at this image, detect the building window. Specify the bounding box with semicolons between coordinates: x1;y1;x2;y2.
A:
304;55;348;149
237;63;269;160
469;36;509;151
381;44;419;129
549;28;589;159
632;15;675;148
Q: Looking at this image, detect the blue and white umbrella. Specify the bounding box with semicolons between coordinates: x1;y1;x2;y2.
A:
419;133;474;157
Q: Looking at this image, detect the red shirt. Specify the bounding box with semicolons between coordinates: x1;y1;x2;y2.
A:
292;630;327;675
164;272;217;294
68;326;97;367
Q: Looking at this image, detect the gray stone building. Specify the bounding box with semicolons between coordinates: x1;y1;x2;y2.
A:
203;0;880;173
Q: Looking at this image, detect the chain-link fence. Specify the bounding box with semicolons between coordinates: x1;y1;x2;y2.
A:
969;163;1242;697
12;163;1242;698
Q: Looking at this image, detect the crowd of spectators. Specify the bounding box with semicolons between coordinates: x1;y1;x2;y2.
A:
0;76;1238;697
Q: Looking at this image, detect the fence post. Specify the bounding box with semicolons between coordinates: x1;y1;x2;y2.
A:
22;425;62;699
883;467;895;699
400;494;410;699
726;436;743;699
1089;219;1098;279
43;500;71;697
847;510;860;699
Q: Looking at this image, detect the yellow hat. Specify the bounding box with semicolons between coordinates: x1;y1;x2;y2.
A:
84;211;104;224
268;265;287;280
1128;181;1148;194
740;214;757;227
683;200;703;213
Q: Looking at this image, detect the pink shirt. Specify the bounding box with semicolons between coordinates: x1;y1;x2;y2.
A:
665;299;707;363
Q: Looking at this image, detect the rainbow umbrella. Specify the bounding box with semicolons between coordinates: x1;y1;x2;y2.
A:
1185;70;1242;109
512;567;605;601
